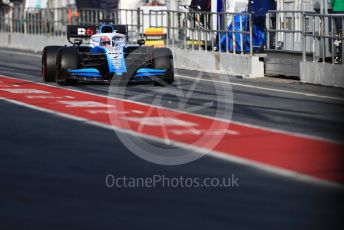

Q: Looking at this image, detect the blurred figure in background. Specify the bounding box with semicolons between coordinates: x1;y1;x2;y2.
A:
332;0;344;33
332;0;344;12
190;0;211;28
1;0;8;8
190;0;211;12
145;0;162;6
331;0;344;63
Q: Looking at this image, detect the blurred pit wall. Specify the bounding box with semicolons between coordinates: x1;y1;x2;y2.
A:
0;32;69;51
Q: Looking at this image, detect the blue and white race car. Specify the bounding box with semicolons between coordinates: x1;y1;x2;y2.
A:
42;21;174;86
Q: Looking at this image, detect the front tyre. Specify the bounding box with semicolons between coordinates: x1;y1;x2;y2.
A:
56;47;80;85
152;48;174;86
42;46;61;82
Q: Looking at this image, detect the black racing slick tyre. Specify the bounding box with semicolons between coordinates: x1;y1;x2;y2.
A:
56;47;80;85
152;48;174;86
42;46;61;82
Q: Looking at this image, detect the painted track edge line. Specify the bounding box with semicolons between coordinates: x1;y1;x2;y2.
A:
0;96;343;190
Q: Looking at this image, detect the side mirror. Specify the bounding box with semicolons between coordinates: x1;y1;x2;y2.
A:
137;39;145;46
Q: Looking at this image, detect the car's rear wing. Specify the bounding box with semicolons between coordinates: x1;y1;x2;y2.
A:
67;25;97;44
67;24;129;44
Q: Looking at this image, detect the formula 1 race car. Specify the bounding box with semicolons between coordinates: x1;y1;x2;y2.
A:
42;21;174;86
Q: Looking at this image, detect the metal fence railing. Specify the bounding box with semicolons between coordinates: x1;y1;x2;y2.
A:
0;5;26;33
0;6;145;42
266;10;343;65
147;10;253;54
266;10;307;52
0;5;254;55
302;13;344;65
1;5;344;63
0;6;70;35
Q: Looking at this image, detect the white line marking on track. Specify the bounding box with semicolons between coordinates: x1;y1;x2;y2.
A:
0;88;51;94
132;110;145;114
58;101;115;108
122;117;199;127
0;96;342;189
86;109;129;115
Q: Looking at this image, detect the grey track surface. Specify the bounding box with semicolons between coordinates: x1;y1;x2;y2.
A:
0;48;343;230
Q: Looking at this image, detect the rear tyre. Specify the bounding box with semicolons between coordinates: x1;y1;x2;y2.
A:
152;48;174;86
42;46;61;82
56;47;80;85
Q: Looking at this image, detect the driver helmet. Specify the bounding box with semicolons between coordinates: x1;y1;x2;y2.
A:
100;36;111;47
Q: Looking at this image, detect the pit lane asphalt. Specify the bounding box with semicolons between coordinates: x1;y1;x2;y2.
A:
0;49;343;229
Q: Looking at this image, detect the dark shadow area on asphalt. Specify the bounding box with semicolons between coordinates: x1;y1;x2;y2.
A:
0;100;343;230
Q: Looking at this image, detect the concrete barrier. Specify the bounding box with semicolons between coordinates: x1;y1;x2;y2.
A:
0;32;69;52
300;62;344;88
172;48;264;78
